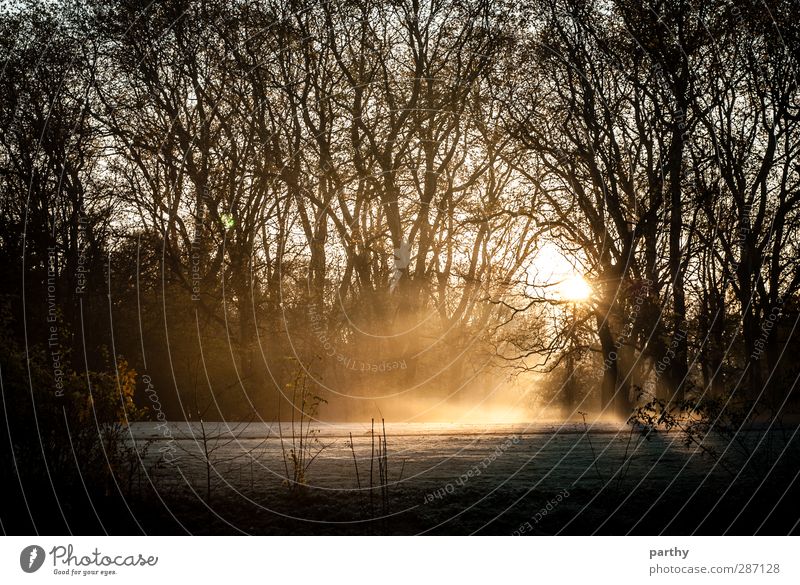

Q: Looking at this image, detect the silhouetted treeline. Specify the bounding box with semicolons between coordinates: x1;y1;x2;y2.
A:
2;0;800;432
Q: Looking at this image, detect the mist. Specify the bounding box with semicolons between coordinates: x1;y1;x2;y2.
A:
2;0;799;537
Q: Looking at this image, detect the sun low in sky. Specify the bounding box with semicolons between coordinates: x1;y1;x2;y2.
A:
557;274;592;302
526;242;593;303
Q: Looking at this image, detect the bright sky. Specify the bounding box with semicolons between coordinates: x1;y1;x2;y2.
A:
525;242;592;302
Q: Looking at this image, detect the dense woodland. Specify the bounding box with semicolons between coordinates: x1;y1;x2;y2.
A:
2;0;800;530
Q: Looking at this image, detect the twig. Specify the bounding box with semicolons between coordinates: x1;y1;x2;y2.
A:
349;432;361;490
370;418;375;517
382;418;389;512
579;411;604;482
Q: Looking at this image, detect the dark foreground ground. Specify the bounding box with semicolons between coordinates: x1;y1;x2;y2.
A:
4;423;800;535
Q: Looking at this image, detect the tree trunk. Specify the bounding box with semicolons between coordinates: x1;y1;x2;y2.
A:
666;124;689;404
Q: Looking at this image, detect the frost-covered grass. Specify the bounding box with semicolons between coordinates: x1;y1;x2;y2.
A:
125;422;800;535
